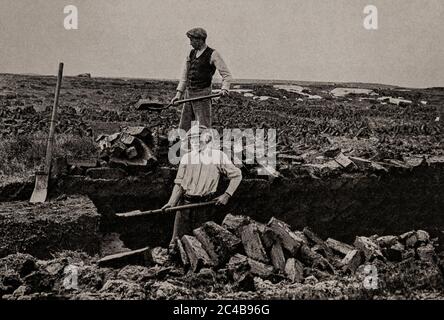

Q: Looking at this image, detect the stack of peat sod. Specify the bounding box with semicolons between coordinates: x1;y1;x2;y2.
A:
175;214;442;290
96;126;157;170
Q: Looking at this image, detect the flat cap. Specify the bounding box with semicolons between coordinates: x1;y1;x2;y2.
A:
186;124;214;142
186;27;207;39
187;124;208;138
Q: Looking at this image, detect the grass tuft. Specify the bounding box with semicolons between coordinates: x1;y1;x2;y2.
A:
0;132;98;179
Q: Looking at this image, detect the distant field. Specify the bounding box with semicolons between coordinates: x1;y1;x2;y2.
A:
0;73;442;183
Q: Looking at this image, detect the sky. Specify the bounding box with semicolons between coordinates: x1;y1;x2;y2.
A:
0;0;443;88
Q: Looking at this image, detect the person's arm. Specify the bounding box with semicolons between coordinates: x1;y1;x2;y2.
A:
211;50;233;95
215;152;242;205
163;184;184;209
223;169;242;197
172;55;190;103
162;163;186;209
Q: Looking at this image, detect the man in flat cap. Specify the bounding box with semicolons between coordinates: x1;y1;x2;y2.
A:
171;27;233;132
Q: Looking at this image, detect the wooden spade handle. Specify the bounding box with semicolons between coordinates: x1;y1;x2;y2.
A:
172;93;221;106
44;63;64;174
116;200;217;218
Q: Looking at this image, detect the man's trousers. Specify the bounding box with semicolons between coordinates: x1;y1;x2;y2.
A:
178;86;212;132
169;195;215;245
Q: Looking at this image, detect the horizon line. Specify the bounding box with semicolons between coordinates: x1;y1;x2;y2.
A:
1;71;442;90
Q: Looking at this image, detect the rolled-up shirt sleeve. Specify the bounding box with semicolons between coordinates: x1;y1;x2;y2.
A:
211;50;233;91
174;163;186;185
176;55;190;93
218;152;242;196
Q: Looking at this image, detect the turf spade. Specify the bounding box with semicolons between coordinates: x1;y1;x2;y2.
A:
30;62;64;203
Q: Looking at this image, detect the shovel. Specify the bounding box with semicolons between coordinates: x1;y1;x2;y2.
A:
116;200;217;218
135;93;221;112
30;62;64;203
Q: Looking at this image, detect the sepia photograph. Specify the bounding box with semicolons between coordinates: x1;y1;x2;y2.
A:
0;0;443;311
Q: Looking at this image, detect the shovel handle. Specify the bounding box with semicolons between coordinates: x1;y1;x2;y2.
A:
45;63;64;174
171;93;221;106
116;200;217;218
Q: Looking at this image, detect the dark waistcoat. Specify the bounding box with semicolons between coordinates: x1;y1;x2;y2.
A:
188;46;216;90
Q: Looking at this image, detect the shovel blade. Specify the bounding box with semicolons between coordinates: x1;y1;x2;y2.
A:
30;173;49;203
135;99;166;111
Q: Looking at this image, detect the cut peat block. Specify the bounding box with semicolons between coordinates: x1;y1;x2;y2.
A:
228;254;274;279
325;238;354;256
177;238;190;268
181;235;215;272
267;217;303;256
240;223;269;263
285;258;304;283
193;221;241;266
354;236;385;262
341;249;363;274
299;244;335;273
222;214;252;237
303;227;334;258
98;247;152;268
270;242;286;272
